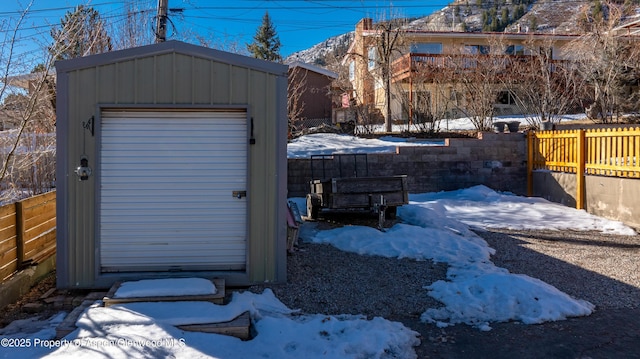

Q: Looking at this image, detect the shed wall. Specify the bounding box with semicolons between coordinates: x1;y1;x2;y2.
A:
57;47;287;288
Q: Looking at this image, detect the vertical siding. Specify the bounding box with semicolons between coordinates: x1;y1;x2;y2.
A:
174;54;193;103
136;57;155;103
98;65;116;103
247;70;287;282
297;70;333;119
265;72;279;282
61;48;286;288
248;70;267;281
116;60;135;103
193;57;212;104
55;71;69;287
68;67;98;286
212;63;231;104
231;66;248;104
155;54;174;103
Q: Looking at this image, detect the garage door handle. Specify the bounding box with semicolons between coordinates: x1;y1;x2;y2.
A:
233;191;247;199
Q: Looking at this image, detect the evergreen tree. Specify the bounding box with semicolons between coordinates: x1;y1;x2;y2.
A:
514;4;525;19
592;0;604;22
490;17;499;31
247;11;282;62
49;5;112;60
482;10;489;29
501;7;510;29
31;64;47;73
464;2;472;16
529;15;538;32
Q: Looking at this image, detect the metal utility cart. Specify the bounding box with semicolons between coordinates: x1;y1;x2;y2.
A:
305;154;408;223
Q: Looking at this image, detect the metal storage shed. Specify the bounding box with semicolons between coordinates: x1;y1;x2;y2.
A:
55;41;288;289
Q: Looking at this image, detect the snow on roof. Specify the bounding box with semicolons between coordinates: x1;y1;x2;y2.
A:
288;61;338;79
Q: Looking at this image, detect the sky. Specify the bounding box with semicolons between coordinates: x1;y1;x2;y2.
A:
0;183;635;358
0;0;441;64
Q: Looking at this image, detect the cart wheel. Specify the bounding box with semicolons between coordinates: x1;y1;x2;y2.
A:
385;206;397;219
306;194;320;220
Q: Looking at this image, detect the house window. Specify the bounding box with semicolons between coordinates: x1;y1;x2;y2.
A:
464;45;490;55
349;60;355;81
497;90;516;105
410;43;442;54
450;89;461;102
413;91;431;109
539;46;553;59
505;45;527;56
341;93;350;108
374;77;383;90
412;91;432;122
368;47;377;70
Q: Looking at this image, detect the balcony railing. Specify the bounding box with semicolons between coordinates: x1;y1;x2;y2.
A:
391;53;567;82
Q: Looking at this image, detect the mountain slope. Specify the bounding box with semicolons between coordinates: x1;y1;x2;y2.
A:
284;32;353;65
411;0;592;33
286;0;638;65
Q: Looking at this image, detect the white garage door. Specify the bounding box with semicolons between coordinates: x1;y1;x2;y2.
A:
99;110;247;272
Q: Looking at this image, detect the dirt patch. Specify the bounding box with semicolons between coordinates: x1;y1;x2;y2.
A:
0;271;91;329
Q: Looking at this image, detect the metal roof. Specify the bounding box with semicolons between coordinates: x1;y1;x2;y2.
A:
55;40;288;76
288;61;338;79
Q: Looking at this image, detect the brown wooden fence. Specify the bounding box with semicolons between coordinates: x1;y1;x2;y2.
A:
527;127;640;209
0;190;56;282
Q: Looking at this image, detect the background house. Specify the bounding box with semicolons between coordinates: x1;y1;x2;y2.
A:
288;61;337;120
343;18;580;128
287;61;338;134
1;71;57;201
1;71;56;131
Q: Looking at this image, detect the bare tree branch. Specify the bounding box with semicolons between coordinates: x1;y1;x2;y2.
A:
0;1;33;103
1;2;110;203
565;1;640;123
505;35;585;129
372;18;406;132
287;65;308;137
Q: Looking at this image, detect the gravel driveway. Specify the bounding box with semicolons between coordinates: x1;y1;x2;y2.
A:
251;224;640;359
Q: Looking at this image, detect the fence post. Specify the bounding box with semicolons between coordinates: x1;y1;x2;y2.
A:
15;201;25;269
527;131;534;197
576;129;586;209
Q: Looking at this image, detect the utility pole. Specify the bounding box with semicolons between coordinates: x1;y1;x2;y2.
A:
156;0;168;43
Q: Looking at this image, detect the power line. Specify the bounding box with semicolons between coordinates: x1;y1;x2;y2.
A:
0;0;601;17
0;1;132;16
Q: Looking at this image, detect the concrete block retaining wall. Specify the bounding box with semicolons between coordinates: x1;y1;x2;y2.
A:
287;132;528;197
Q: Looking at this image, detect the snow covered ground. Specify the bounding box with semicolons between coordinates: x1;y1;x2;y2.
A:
294;185;635;334
433;113;587;131
288;114;589;159
287;133;445;158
